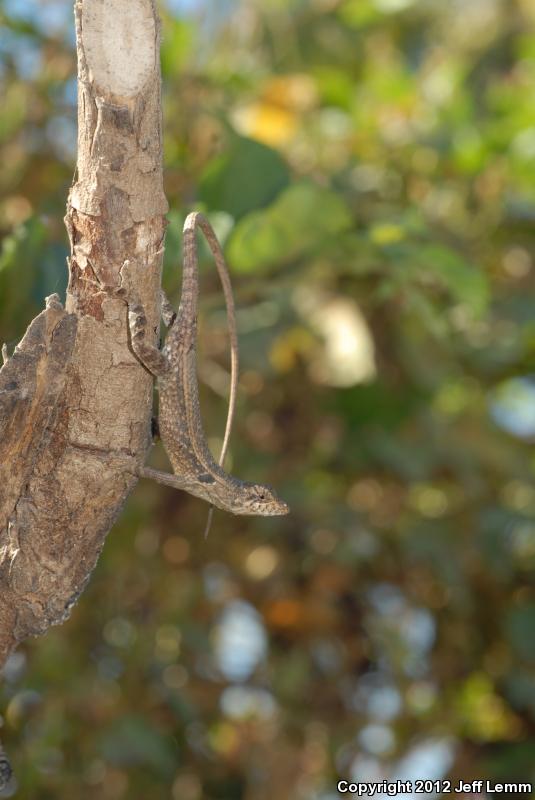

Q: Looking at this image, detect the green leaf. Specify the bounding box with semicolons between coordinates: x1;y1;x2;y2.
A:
416;244;490;317
227;181;353;272
338;0;381;28
199;135;290;220
314;67;357;110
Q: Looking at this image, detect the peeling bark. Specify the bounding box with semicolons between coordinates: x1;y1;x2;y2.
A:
0;0;167;667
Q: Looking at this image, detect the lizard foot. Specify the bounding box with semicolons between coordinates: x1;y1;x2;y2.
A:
160;290;177;327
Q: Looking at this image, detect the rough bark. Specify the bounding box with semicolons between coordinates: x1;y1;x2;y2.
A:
0;0;167;667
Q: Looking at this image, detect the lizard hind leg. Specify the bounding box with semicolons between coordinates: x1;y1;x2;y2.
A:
160;290;177;327
118;260;171;377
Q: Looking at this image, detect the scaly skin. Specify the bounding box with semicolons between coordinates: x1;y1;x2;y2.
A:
123;212;289;517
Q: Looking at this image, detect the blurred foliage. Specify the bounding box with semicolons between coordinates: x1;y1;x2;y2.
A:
2;0;535;797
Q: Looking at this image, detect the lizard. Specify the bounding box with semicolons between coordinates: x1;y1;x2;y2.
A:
121;211;289;518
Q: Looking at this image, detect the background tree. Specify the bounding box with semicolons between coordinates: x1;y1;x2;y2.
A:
1;0;535;798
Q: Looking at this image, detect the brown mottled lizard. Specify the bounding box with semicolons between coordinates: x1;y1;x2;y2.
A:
122;212;289;518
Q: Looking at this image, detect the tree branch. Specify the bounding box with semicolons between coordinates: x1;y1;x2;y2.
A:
0;0;167;668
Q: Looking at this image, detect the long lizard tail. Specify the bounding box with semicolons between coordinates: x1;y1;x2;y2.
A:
182;212;239;537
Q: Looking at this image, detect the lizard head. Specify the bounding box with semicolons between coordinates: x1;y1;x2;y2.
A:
233;482;289;516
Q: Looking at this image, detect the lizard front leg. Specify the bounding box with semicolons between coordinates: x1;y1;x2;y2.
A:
126;299;171;376
118;261;171;377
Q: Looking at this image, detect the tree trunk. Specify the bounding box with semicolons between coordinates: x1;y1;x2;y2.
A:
0;0;167;667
